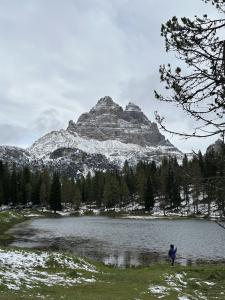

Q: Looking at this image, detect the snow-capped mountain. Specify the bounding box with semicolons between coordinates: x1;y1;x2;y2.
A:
0;97;183;177
0;146;31;167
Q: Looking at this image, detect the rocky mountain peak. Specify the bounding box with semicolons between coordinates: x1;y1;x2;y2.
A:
90;96;122;114
125;102;142;112
66;96;176;148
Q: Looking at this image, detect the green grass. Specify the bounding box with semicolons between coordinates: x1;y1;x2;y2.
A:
0;210;26;245
0;253;225;300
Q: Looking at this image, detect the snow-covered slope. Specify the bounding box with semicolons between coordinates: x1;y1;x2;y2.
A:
0;146;31;167
0;97;183;177
28;129;182;167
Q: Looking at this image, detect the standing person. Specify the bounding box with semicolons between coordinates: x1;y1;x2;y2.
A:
168;244;177;266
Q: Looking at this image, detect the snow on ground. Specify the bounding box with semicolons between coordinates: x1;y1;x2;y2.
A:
121;199;222;220
165;272;187;293
148;285;169;298
62;198;223;219
122;215;161;220
24;213;43;217
203;281;216;286
0;249;97;291
0;205;11;211
148;272;216;300
1;192;224;221
115;202;144;212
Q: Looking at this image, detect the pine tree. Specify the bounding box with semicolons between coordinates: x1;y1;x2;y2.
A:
94;172;105;207
79;176;86;203
0;180;4;206
215;144;225;216
190;156;202;214
159;157;169;212
0;161;10;205
181;154;190;206
40;169;51;207
103;173;120;208
120;178;129;206
85;172;92;204
61;176;73;208
2;162;10;205
135;164;147;204
39;182;48;207
149;161;158;195
71;183;81;209
168;159;181;209
103;178;113;208
0;162;4;203
49;173;62;213
204;149;217;216
144;177;154;212
19;167;32;205
122;160;135;195
10;167;18;206
31;173;41;205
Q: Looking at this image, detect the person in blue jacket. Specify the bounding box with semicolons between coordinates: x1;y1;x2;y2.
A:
168;244;177;266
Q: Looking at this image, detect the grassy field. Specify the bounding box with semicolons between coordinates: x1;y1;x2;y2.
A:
0;211;225;299
0;249;225;300
0;210;27;245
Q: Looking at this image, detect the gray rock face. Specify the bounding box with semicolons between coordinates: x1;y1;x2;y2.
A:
47;147;116;178
0;144;116;178
0;146;30;167
206;139;225;154
67;96;172;147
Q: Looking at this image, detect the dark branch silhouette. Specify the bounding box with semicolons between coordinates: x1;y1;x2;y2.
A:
155;0;225;138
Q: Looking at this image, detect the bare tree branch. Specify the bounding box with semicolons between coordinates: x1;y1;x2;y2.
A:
155;1;225;138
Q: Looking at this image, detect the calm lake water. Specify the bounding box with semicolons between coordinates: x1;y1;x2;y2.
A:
8;216;225;267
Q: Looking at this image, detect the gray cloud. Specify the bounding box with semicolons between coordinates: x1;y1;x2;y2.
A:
0;0;219;152
0;123;33;147
34;109;64;134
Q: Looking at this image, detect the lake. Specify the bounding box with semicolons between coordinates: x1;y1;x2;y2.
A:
8;216;225;267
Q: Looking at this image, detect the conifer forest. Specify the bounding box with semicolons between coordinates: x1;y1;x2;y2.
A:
1;145;225;216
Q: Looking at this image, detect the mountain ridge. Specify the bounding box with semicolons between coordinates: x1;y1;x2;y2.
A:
67;96;173;147
0;97;183;177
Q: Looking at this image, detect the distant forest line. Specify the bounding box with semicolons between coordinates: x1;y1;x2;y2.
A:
0;145;225;216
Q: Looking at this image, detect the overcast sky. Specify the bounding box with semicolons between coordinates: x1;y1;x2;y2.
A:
0;0;220;152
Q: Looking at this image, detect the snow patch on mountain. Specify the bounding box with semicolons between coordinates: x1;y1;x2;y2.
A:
0;146;31;166
28;129;182;167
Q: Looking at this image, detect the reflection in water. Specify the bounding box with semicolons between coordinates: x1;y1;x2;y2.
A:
8;216;225;267
103;251;163;267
